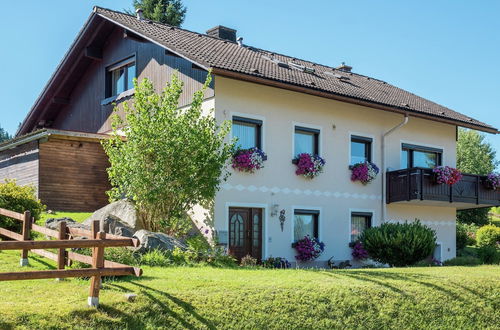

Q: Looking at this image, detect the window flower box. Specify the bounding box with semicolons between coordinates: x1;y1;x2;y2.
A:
292;153;325;179
432;166;462;185
292;235;325;261
485;172;500;190
232;148;267;173
350;161;379;185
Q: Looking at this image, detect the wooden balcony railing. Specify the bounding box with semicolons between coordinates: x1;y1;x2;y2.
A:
386;167;500;207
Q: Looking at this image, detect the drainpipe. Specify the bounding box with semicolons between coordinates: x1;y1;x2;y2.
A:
381;114;409;223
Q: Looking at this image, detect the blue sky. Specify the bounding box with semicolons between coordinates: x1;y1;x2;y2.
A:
1;1;499;161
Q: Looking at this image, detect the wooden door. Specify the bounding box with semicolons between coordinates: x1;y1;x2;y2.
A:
228;208;262;261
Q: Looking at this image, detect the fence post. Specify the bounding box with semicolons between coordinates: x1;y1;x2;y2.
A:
20;211;31;267
88;220;105;307
56;221;67;280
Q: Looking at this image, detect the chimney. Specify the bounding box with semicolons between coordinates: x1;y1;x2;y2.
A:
336;62;352;72
136;8;144;20
206;25;237;42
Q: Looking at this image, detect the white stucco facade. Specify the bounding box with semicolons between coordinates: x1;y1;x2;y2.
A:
202;76;459;265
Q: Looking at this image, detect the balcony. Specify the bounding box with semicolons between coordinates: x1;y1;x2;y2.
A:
386;168;500;209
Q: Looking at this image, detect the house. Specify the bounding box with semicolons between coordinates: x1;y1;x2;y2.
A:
2;7;499;264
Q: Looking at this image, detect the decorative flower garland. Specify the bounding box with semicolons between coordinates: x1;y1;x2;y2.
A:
485;172;500;190
232;148;267;173
292;153;325;178
432;166;462;185
293;235;325;261
349;241;369;260
350;162;379;185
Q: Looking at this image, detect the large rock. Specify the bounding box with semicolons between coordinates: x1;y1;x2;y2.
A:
45;217;89;231
84;199;144;231
133;230;187;253
100;215;135;238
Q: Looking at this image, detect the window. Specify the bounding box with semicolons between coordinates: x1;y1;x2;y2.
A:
232;116;262;149
350;135;372;165
294;209;319;242
350;212;372;242
294;126;319;156
401;143;442;169
106;56;136;98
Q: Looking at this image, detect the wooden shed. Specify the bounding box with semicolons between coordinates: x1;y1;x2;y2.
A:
0;129;111;212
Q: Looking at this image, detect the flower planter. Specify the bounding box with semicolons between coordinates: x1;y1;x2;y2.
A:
432;166;462;186
350;162;379;185
292;153;325;179
485;173;500;190
232;148;267;173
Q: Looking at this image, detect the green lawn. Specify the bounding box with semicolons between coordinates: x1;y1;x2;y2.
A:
0;251;499;329
39;211;92;224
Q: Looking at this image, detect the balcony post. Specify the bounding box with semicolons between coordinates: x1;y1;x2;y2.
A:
420;168;424;201
476;176;480;205
406;170;411;201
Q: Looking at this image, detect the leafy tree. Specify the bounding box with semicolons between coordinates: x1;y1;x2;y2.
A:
128;0;186;26
456;129;499;225
103;74;234;235
0;125;11;143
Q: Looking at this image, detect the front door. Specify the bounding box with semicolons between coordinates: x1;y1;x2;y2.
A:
228;208;262;261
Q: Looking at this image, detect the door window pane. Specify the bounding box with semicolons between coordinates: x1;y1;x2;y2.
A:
230;214;244;247
413;151;437;168
253;214;260;247
233;121;257;149
351;214;371;242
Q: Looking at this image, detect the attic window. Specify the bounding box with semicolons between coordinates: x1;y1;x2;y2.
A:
105;56;136;98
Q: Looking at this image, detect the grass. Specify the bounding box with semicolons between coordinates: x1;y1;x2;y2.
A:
0;251;499;329
39;211;92;224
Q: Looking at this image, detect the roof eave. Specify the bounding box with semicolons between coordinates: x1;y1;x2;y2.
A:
211;67;499;135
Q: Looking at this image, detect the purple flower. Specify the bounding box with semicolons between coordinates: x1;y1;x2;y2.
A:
433;166;462;185
351;242;369;259
351;162;379;184
232;148;267;173
293;153;325;178
486;172;500;190
293;235;325;261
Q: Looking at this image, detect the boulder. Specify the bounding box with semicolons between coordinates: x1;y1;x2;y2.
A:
83;199;144;231
133;230;187;253
45;217;89;231
99;215;135;238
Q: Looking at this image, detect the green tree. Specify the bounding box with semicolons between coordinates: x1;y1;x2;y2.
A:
102;74;234;235
128;0;186;26
456;129;499;225
0;125;11;143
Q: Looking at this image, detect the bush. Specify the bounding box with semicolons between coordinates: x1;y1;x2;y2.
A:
477;246;500;264
456;223;468;250
262;257;291;269
476;225;500;247
443;256;482;266
0;180;45;231
140;249;172;267
240;255;257;267
360;220;436;267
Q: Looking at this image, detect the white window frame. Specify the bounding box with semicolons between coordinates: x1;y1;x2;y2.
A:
230;112;266;152
348;208;376;243
291;205;322;244
292;122;323;158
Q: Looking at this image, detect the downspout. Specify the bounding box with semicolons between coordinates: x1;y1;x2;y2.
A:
381;114;409;223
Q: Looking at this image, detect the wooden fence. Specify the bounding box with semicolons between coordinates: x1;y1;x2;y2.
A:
0;207;142;307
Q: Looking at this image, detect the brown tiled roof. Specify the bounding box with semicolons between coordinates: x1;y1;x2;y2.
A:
94;7;497;133
17;6;498;136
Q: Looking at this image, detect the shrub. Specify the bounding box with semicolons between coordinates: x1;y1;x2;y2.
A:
456;223;468;250
240;255;258;267
140;249;172;267
262;257;291;269
360;220;436;267
0;180;45;231
477;246;500;264
105;247;138;265
476;225;500;247
443;256;482;266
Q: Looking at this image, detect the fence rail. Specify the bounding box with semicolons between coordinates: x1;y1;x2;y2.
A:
0;207;142;307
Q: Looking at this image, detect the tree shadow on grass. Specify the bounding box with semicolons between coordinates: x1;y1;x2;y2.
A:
325;270;467;303
106;282;216;329
26;255;56;269
0;320;13;330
